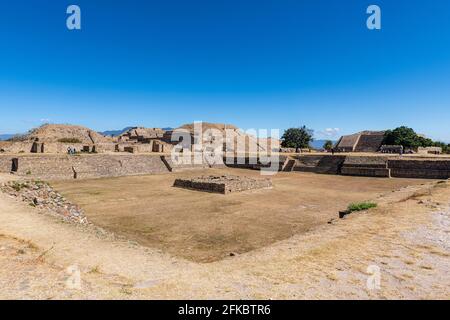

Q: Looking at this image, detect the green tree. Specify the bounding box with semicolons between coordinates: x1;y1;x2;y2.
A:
281;126;314;151
323;140;334;151
383;126;433;149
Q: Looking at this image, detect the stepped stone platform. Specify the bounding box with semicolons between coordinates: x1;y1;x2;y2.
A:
173;175;273;194
389;159;450;179
224;156;288;172
341;156;390;178
294;155;346;174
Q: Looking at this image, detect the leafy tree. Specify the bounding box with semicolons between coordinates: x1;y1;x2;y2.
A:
383;126;433;149
323;140;334;151
281;126;314;150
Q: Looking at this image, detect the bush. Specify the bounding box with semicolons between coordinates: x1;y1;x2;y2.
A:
347;202;377;213
323;140;334;151
58;138;82;144
10;181;28;192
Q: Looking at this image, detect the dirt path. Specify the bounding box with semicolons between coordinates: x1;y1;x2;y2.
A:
0;173;449;299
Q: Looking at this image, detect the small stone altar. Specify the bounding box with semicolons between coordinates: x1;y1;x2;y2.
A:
173;175;273;194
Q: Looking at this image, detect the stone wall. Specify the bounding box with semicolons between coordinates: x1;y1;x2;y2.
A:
389;159;450;179
224;157;260;169
0;154;170;180
294;155;450;179
41;142;85;154
341;167;391;177
0;141;34;153
340;156;390;177
2;153;450;181
342;156;389;166
294;155;346;174
0;141;118;154
0;156;12;172
224;156;288;172
162;155;220;172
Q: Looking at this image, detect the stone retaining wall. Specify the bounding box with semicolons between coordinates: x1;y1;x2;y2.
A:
0;154;169;180
341;167;391;177
162;155;220;172
294;155;346;174
0;141;33;153
340;156;390;177
1;154;450;180
0;156;12;172
293;155;450;179
389;159;450;179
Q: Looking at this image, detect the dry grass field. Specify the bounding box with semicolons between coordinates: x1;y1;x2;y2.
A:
52;168;432;262
1;171;449;299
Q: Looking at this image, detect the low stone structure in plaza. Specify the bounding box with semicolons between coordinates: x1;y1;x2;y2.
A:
173;175;273;194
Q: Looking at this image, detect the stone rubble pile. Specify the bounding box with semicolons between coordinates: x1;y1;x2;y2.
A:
0;180;88;224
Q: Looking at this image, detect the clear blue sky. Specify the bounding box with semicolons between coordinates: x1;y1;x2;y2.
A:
1;0;450;141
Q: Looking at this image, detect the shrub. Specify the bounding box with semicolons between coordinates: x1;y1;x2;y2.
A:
347;202;377;213
58;138;82;144
323;140;334;151
10;181;28;192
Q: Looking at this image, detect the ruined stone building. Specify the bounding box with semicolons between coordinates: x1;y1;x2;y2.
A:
335;131;386;153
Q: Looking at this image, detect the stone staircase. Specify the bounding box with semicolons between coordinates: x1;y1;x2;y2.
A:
354;134;385;152
161;155;222;172
282;159;296;172
294;155;346;174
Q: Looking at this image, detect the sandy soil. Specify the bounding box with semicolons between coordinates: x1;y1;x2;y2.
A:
0;172;449;299
52;168;430;262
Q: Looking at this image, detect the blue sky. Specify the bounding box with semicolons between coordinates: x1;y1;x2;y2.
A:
1;0;450;141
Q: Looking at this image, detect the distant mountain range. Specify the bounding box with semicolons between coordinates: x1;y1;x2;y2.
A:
0;134;15;141
99;127;174;137
99;127;134;137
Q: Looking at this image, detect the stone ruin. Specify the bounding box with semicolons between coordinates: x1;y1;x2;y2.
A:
380;145;403;154
0;122;283;158
418;147;442;155
335;131;386;153
173;175;273;194
116;127;174;153
0;180;88;224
